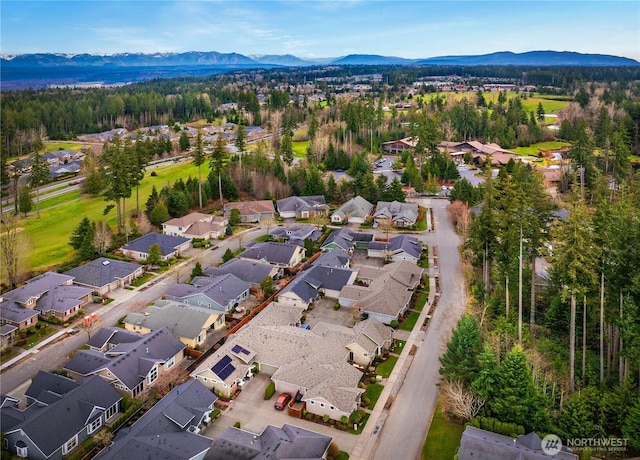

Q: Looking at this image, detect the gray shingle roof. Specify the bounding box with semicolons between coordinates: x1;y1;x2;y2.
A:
280;265;355;303
270;224;319;242
312;249;350;268
123;232;190;257
3;272;74;305
125;301;215;340
5;375;121;458
96;380;216;460
368;234;423;260
166;274;249;312
64;257;142;289
322;228;373;250
36;285;92;314
87;326;142;351
332;195;373;220
276;195;328;214
208;423;331;460
239;241;302;265
0;300;39;324
204;258;276;285
374;200;419;225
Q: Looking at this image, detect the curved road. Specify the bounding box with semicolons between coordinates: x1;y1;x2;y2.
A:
371;198;467;460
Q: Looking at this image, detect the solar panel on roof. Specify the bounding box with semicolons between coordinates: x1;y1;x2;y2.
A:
211;355;232;374
232;344;250;355
218;362;236;380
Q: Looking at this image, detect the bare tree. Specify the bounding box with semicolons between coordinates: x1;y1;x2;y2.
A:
136;212;152;235
439;379;485;422
93;220;113;256
79;314;100;340
310;213;327;232
0;214;28;289
93;429;113;449
262;216;276;235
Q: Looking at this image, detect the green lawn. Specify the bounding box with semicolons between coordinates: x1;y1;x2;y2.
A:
375;355;398;378
18;161;200;272
415;291;429;312
24;326;57;349
292;140;310;158
348;412;370;435
425;91;570;114
512;141;571;157
35;189;83;211
364;383;384;409
400;311;420;331
130;272;155;287
43;141;86;152
392;338;406;353
421;403;465;460
416;206;427;231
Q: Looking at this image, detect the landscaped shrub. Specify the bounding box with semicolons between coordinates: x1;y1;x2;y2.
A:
468;416;525;437
370;376;376;383
323;414;330;423
210;408;221;420
361;396;371;408
390;320;399;328
264;381;276;400
233;421;241;428
334;302;341;310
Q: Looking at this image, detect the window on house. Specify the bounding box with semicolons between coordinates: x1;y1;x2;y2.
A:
62;435;78;454
165;357;175;369
88;417;102;434
15;444;28;458
105;403;118;421
320;403;324;407
148;366;158;384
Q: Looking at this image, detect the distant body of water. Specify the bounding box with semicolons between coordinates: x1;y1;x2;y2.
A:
0;65;260;91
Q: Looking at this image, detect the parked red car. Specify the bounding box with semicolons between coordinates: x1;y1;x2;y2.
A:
274;392;292;410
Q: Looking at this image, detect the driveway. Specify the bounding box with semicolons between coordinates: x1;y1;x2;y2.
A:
203;373;359;453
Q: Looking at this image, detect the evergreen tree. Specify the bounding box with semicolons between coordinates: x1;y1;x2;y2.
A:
622;398;640;450
191;261;204;279
179;131;190;152
17;185;33;217
210;135;229;207
383;178;405;202
222;248;234;263
558;392;597;438
260;275;276;299
439;315;483;384
303;165;326;196
69;217;93;251
229;208;241;226
325;142;338;170
491;345;548;432
29;153;49;218
536;102;545;121
325;174;337;202
146;243;162;267
471;345;499;405
192;129;206;209
146;185;160;216
149;200;170;227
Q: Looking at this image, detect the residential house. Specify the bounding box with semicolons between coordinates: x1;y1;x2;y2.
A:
321;228;373;252
367;235;424;263
49;160;82;179
1;373;121;460
64;327;186;398
95;380;216;460
1;271;92;322
339;261;423;324
373;201;419;227
87;327;142;353
162;212;228;240
223;200;276;223
124;300;222;349
276;195;329;219
121;232;191;261
64;257;144;296
439;140;518;167
191;302;366;420
0;300;39;330
0;324;17;351
331;196;374;224
312;318;392;367
457;426;578;460
239;242;305;268
382;137;418;153
277;265;357;308
165;273;250;315
208;423;332;460
311;249;351;269
204;258;281;288
269;224;322;245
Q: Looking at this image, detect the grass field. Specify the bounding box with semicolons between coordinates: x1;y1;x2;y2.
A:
292;140;310;158
20;161;201;272
421;402;465;460
43;141;86;152
423;91;571;115
512;140;571;157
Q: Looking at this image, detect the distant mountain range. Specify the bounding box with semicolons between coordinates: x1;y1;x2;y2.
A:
2;50;638;68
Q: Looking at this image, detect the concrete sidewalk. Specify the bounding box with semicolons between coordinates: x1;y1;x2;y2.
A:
349;246;438;460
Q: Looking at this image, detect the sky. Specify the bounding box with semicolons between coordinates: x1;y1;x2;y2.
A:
1;1;639;61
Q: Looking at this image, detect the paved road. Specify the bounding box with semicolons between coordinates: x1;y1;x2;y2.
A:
371;198;467;460
0;226;266;395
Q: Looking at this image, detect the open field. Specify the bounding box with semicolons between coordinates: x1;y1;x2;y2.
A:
43;141;86;152
292;140;310;158
19;161;201;272
424;91;571;114
512;140;572;156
